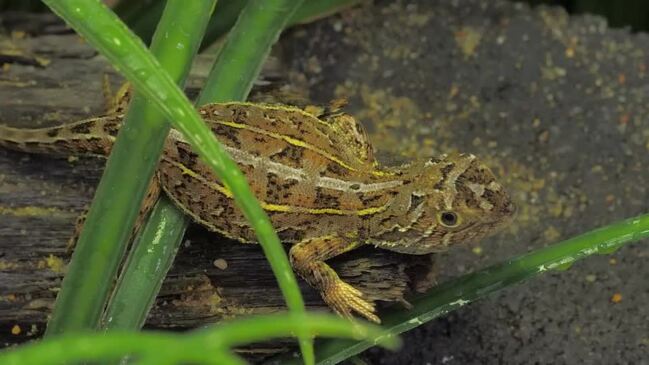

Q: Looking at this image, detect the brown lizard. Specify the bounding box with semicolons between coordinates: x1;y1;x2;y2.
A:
0;90;515;323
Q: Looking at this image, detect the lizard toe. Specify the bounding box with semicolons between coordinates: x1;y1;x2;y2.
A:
323;280;381;324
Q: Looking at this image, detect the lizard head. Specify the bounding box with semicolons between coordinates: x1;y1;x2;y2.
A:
376;153;515;254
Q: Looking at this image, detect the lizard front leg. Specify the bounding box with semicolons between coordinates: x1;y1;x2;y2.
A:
289;235;380;323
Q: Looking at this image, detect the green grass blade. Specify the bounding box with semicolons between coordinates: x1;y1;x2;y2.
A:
200;0;247;49
190;313;398;350
300;213;649;364
199;0;361;51
99;0;215;332
117;0;361;361
126;0;318;361
0;314;396;365
195;0;317;362
112;0;163;28
103;199;187;330
128;1;165;45
117;0;319;361
43;0;216;336
107;0;312;338
46;0;213;335
0;332;178;365
198;0;303;104
41;2;323;364
40;2;373;364
196;0;304;305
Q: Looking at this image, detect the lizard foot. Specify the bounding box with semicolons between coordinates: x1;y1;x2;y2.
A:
322;280;380;323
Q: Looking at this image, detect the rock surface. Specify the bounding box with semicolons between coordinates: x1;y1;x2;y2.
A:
281;0;649;363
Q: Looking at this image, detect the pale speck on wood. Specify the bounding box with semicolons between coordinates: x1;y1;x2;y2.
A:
213;258;228;270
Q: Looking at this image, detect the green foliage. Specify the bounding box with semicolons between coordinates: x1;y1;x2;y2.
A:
44;0;216;336
112;0;361;47
0;313;398;365
103;198;187;330
1;1;647;364
36;0;321;363
288;213;649;364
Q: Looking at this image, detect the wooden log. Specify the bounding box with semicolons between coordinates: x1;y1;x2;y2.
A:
0;13;435;349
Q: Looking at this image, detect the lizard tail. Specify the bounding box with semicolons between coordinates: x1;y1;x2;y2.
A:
0;115;122;156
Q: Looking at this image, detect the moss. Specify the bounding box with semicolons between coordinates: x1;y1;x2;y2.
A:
0;205;71;218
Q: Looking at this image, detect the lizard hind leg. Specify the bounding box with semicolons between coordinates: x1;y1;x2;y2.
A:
289;235;380;323
312;100;377;167
66;176;161;254
102;74;132;115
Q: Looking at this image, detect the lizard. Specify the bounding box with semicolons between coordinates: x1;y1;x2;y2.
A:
0;88;516;323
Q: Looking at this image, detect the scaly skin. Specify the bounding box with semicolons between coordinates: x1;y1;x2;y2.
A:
0;99;515;323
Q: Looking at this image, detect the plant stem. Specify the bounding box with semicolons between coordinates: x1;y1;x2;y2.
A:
198;0;302;104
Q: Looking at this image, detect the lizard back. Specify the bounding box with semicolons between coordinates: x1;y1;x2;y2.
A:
158;102;408;244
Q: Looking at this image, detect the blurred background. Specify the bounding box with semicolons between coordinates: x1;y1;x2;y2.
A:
1;0;649;33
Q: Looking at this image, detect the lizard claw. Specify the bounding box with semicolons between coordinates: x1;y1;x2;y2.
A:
322;280;381;323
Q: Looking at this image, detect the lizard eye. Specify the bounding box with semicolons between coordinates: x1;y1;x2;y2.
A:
439;211;460;227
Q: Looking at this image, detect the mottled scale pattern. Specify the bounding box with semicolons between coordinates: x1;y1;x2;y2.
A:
158;102;406;244
204;103;381;178
0;116;122;156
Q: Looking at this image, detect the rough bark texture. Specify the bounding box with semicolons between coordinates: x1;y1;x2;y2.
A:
0;12;434;350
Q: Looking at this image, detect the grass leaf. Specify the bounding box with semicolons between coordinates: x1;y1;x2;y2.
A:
44;0;216;335
0;313;396;365
296;213;649;364
99;0;215;332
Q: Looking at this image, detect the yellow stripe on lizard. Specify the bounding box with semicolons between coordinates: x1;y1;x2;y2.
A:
168;159;388;216
261;202;387;216
214;119;395;178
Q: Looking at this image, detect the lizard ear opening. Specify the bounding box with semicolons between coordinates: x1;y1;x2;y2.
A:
438;211;460;228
